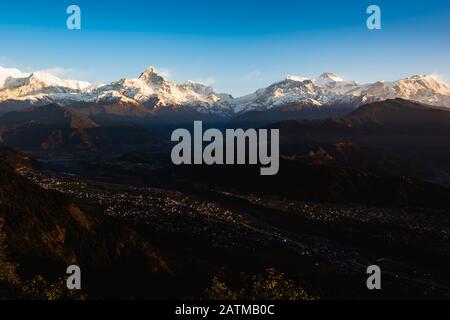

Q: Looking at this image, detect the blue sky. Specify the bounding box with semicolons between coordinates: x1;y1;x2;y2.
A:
0;0;449;96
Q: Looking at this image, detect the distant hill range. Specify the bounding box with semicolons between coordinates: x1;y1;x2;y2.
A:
264;98;450;181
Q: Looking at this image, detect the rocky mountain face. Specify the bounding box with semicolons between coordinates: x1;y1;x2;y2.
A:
235;72;450;113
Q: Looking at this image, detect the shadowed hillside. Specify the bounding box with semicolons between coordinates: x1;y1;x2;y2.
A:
0;153;171;299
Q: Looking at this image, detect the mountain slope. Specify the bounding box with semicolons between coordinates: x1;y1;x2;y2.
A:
0;104;99;150
228;101;353;128
0;104;168;151
269;98;450;183
346;97;450;128
274;98;450;140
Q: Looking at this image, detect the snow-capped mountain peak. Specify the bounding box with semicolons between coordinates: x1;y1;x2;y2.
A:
398;74;450;95
0;68;92;105
318;72;343;82
3;72;90;91
286;72;344;85
286;75;309;82
184;80;215;96
0;66;28;88
80;67;234;114
235;72;450;113
312;72;347;88
138;66;165;87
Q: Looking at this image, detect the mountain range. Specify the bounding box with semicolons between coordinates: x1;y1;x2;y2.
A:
1;66;450;118
1;65;450;174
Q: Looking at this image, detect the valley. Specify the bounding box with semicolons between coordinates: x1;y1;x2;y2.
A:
6;146;448;299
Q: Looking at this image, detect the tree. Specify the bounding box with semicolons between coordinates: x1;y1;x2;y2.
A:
0;218;21;298
205;268;318;300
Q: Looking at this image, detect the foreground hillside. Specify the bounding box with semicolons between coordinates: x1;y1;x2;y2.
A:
0;152;171;299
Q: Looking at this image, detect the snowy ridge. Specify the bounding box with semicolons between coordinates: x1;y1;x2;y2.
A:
82;67;235;115
3;72;91;90
0;66;450;116
235;72;450;113
0;66;27;88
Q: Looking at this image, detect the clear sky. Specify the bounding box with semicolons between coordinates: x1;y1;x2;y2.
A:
0;0;449;96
